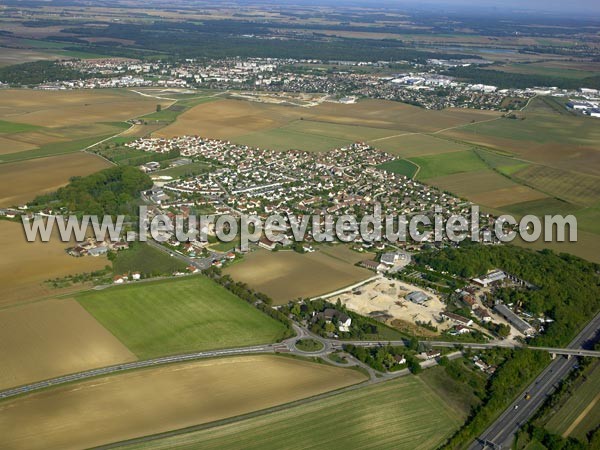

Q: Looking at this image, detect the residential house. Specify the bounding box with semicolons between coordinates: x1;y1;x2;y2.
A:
441;311;473;327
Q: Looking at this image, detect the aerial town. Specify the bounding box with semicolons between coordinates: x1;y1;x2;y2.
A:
35;57;599;113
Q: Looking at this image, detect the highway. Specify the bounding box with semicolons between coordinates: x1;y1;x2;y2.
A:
469;312;600;449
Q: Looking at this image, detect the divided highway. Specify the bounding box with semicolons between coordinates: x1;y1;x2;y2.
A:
469;312;600;449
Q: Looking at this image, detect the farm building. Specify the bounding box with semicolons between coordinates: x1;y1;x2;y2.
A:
441;311;473;327
380;252;399;266
493;304;536;336
473;307;492;323
87;246;108;257
258;236;277;251
360;259;380;271
472;270;506;287
406;291;429;305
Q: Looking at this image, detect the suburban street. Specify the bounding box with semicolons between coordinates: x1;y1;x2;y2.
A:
469;312;600;449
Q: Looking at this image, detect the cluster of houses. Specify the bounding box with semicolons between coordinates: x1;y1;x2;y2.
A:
128;135;478;251
67;238;129;258
314;308;353;333
360;251;411;272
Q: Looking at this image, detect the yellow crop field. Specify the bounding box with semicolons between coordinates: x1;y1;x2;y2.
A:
155;97;499;152
0;298;136;390
0;89;158;128
0;221;108;306
224;246;373;304
0;152;111;207
0;355;367;450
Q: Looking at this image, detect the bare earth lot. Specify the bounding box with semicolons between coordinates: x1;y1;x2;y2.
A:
0;298;136;390
0;152;111;207
224;246;373;304
336;277;449;334
0;355;367;450
0;221;108;306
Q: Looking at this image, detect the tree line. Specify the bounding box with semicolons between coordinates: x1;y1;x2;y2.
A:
29;166;152;217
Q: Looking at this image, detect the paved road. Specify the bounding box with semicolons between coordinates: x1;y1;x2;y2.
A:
469;312;600;449
1;317;598;402
333;339;600;358
0;344;277;400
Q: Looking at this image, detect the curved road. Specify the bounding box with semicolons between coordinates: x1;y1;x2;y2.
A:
2;319;598;401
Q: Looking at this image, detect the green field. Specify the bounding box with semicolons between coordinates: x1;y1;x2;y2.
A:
283;120;396;142
410;149;487;180
155;161;213;178
419;365;483;418
474;148;529;174
77;276;288;359
377;158;419;178
489;63;596;80
0;129;127;163
237;124;350;152
112;243;188;276
142;96;219;122
574;206;600;235
124;375;463;450
503;197;580;218
545;363;600;441
371;133;472;157
0;120;40;134
511;165;600;207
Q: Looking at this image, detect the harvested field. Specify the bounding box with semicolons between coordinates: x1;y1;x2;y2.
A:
155;97;498;151
441;109;600;177
469;186;548;209
0;221;108;307
0;136;37;154
0;48;67;67
224;246;373;304
121;375;461;450
0;152;111;207
0;89;163;162
77;276;289;358
0;89;159;128
0;298;136;390
0;355;367;450
511;165;600;207
155;98;296;139
427;169;549;208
